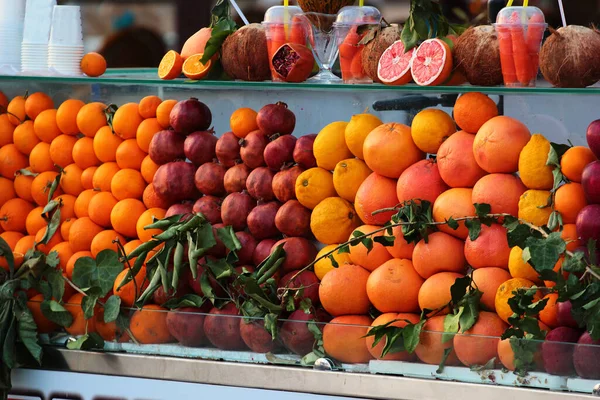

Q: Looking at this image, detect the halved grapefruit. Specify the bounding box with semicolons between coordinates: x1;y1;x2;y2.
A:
377;40;415;86
411;38;453;86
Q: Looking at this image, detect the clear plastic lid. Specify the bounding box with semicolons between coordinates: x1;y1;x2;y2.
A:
263;5;304;24
495;6;546;25
334;6;382;26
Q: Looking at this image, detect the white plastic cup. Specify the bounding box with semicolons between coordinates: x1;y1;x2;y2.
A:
0;0;26;23
22;0;56;44
49;5;82;46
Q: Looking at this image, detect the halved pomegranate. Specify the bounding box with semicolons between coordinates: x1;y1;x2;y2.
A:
271;43;315;83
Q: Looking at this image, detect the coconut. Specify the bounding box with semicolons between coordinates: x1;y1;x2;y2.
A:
540;26;600;88
221;24;271;82
361;25;401;83
454;26;503;87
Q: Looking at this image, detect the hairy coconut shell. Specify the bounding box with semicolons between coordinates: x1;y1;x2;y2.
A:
222;24;271;82
454;26;503;87
540;26;600;88
361;25;401;83
297;0;356;14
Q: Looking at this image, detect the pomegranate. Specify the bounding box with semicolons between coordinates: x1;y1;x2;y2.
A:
192;196;222;224
207;223;227;257
203;303;247;350
278;270;320;307
272;237;318;273
240;131;268;168
221;192;256;231
253;238;279;266
240;321;281;353
247;202;281;240
153;161;197;202
223;163;251;194
275;200;311;237
184;130;218;166
246;167;275;201
170;98;212;135
165;202;194;221
271;43;315;83
228;231;257;266
189;258;227;298
280;309;332;356
582;160;600;204
194;162;226;196
256;102;296;136
216;132;241;167
264;135;297;171
148;130;186;165
293;134;317;169
273;166;304;203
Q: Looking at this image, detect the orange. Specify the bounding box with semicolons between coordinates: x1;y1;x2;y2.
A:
34;226;62;254
453;92;499;134
93;125;123;162
0;231;23;250
142;184;170;209
555;183;588;224
6;95;26;125
31;171;62;206
453;311;507;367
12;120;39;155
96;307;130;342
396;159;449;205
130;304;174;344
25;207;46;235
539;293;559;328
313;244;352;280
111;198;147;238
332;158;372;203
508;246;541;283
495;277;540;323
364;122;425;178
295;167;336;210
14;235;35;255
464;223;511;269
136;207;167;242
65;250;93;280
27;294;59;334
310;197;361;245
354;172;399;226
158;50;184;80
182;53;212;80
386;225;416;259
0;198;34;233
413;232;467;279
33;109;61;144
90;230;127;258
65;293;97;336
139;96;162;119
88;191;118;228
136;118;162;153
473;116;531;173
472;173;527;217
72;137;101;169
13;169;35;202
59;164;84;196
61;218;76;242
24;92;54;120
322;315;373;364
410;109;456;154
230;107;259;139
113;267;148;307
49;135;77;168
518;190;552;227
366;258;424;313
344;113;383;160
561;224;581;252
74;189;97;218
156;99;177;128
0;177;16;207
80;166;97;190
471;267;512;311
80;52;107;77
116;139;146;170
110;169;145;200
319;264;371;316
415;315;461;365
0;144;29;180
313;121;352;171
92;162;120;192
141;155;159;184
518;134;554;190
561;146;597;183
432;188;474;240
29;142;54;173
56;194;76;223
122;239;144;266
418;272;464;314
113;103;143;140
348;225;393;272
49;241;74;272
68;217;103;252
76;102;107;138
497;321;549;372
0;114;13;147
366;313;421;360
56;99;85;135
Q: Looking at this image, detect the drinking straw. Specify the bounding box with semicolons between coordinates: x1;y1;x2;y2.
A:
359;0;364;6
229;0;250;25
557;0;567;27
283;0;289;39
506;0;514;7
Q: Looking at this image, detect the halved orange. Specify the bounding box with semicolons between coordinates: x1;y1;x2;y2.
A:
158;50;184;80
182;53;212;80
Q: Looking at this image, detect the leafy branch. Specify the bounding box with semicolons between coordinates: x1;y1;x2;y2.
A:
402;0;467;51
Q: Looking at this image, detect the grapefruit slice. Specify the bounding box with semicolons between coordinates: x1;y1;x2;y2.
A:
182;53;212;80
158;50;183;80
377;40;415;86
411;39;453;86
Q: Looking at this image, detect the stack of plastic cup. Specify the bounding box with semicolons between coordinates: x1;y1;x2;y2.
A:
48;5;84;75
21;0;56;73
0;0;26;72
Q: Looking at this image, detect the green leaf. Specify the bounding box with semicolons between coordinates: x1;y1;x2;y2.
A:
437;347;453;374
196;222;217;250
450;276;471;303
13;297;42;363
103;295;121;323
446;217;459;230
264;313;279;340
217;226;242;252
459;296;480;333
337;244;350;254
547;142;571;166
0;237;15;277
525;232;566;272
46;269;65;303
373;235;395;247
200;271;216;303
361;238;374;254
563;252;586;273
81;295;98;320
207;257;234;280
72;257;96;290
40;300;73;327
465;219;482;241
401;26;419;52
45;251;60;268
328;254;339;268
506;223;539;248
474;203;491;218
588;239;598;266
96;250;125;296
162;294;205;310
38;208;61;246
403;320;425;353
443;310;461;343
47;172;62;204
66;332;104;350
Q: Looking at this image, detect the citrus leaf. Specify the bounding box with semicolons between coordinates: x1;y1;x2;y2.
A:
443;311;461;343
403;319;425;353
216;226;241;252
436;347;453;373
38;208;61;246
0;238;15;277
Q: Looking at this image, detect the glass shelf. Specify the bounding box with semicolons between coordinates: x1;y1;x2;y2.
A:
3;68;600;95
